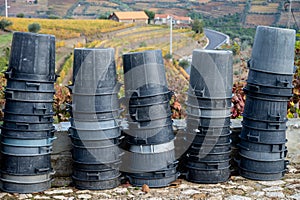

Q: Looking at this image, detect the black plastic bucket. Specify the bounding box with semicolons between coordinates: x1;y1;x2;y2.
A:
70;118;119;131
7;32;56;82
68;107;121;122
249;26;295;75
184;131;231;145
246;68;293;88
0;176;52;193
240;123;286;144
6;79;54;92
127;91;172;107
242;116;287;130
239;146;287;161
186;104;231;118
1;126;55;139
123;50;169;98
5;89;54;102
72;175;120;190
128;102;171;121
4;100;53;115
3;120;54;131
1;153;51;175
68;83;121;96
186;93;232;109
1;143;52;156
124;123;174;144
239;167;286;181
186;166;231;183
127;172;179;188
73;160;121;171
230;125;242;148
127;116;172;129
187;150;231;162
188;142;232;154
126;163;177;179
186;115;231;128
68;127;121;140
187;126;231;136
72;48;117;93
189;50;233;98
72;144;122;164
186;159;230;170
1;135;56;146
3;111;53;123
238;155;288;173
244;82;293;97
73;168;121;181
70;135;122;147
243;94;288;121
72;93;119;113
123;124;174;145
121;141;176;173
238;137;286;152
243;87;291;101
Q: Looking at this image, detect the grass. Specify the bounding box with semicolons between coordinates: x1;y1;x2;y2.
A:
0;33;12;48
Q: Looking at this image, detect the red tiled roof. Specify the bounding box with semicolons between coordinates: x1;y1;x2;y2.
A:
113;11;149;20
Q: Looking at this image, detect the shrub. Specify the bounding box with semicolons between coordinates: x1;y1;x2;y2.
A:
0;19;13;31
28;23;41;33
164;53;173;60
178;59;189;69
192;19;204;34
16;13;24;18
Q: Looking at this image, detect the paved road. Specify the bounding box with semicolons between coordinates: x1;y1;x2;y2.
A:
185;29;229;74
204;29;229;50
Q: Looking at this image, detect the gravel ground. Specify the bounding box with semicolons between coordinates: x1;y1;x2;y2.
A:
2;165;300;200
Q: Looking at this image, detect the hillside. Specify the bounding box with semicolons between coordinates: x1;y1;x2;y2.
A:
0;0;298;28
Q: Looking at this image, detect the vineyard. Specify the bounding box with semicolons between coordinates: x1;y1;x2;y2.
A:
0;0;299;28
250;3;279;13
1;17;133;39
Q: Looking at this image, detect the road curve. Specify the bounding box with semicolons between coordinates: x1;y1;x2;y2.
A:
204;29;229;50
185;29;229;74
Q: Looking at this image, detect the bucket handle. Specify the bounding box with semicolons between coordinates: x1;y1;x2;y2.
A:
25;82;41;89
4;68;13;78
15;122;30;129
246;133;259;142
36;167;50;174
86;172;102;180
284;160;290;169
276;79;289;87
33;105;48;114
247;84;260;92
267;122;281;129
5;90;14;99
283;150;288;158
167;160;179;168
247;59;252;68
39;146;53;154
268;114;281;121
49;136;57;142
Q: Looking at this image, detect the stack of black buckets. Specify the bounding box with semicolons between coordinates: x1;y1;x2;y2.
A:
0;32;56;193
239;26;296;180
121;50;178;187
67;48;122;189
184;49;233;183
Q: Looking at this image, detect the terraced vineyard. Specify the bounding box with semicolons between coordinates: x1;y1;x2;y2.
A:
2;17;133;39
56;25;203;85
0;0;297;28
